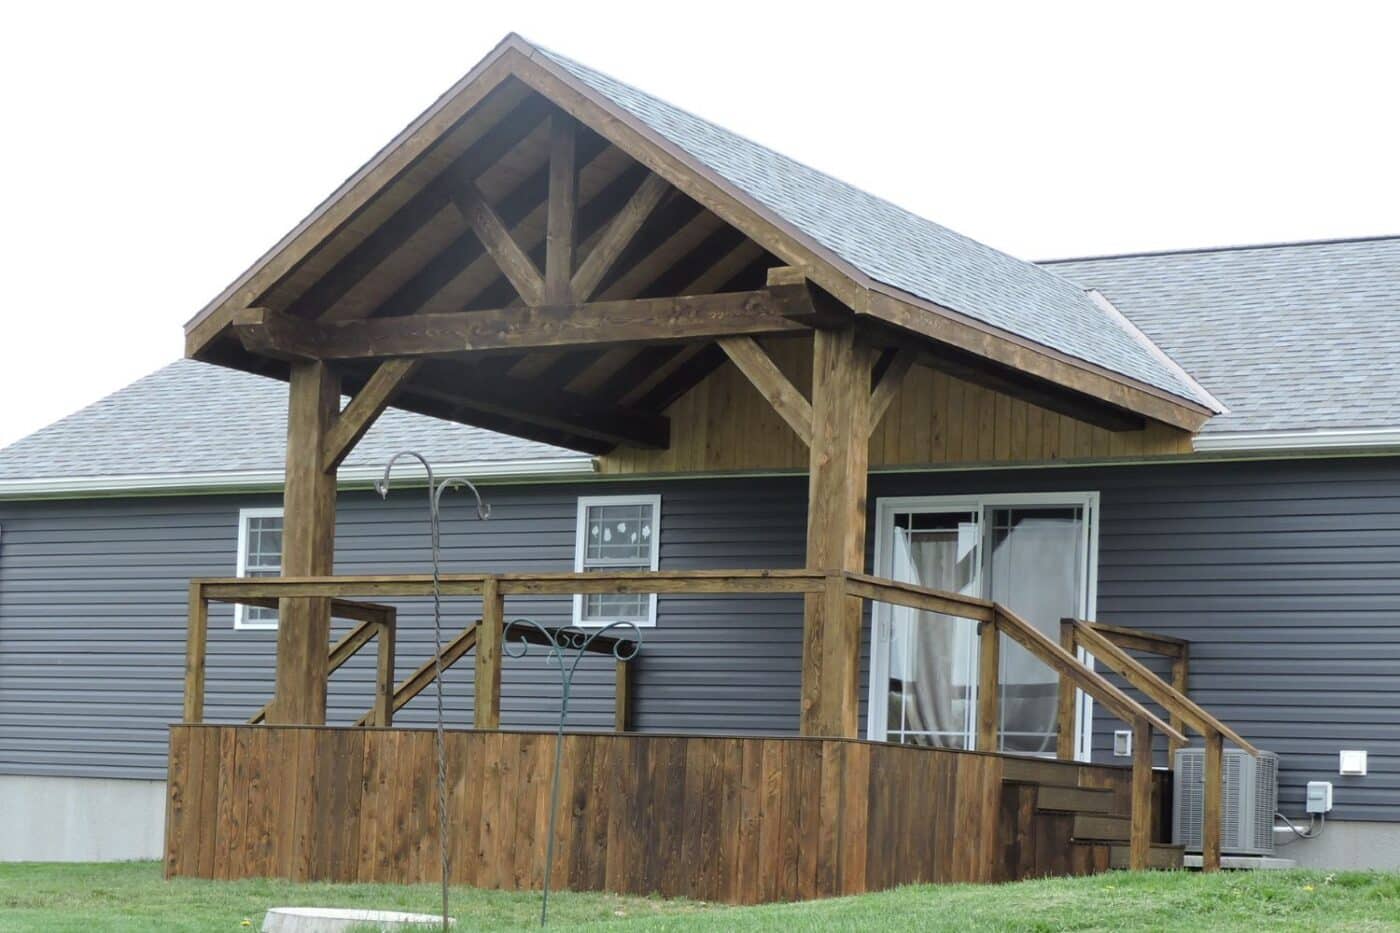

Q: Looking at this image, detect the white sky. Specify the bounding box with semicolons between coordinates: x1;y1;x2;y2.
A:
1;1;1397;448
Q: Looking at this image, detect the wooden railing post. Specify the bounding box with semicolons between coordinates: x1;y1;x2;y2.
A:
977;619;1000;752
1169;646;1190;763
183;582;208;724
1203;730;1223;872
1131;717;1153;870
615;659;631;732
474;576;503;728
1056;619;1078;759
373;611;396;727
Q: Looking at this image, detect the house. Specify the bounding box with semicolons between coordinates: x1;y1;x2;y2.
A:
2;33;1398;888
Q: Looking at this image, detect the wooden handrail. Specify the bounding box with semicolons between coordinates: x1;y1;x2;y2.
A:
1065;617;1257;874
1071;621;1258;756
1082;620;1187;658
353;621;480;726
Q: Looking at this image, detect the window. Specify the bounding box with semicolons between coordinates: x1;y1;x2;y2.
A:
573;495;660;627
235;507;284;630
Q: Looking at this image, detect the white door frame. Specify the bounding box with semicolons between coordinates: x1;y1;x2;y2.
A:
868;492;1100;761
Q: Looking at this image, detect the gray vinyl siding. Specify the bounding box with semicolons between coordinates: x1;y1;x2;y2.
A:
2;457;1399;823
0;478;807;782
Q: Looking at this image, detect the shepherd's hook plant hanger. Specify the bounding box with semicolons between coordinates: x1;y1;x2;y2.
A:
376;451;489;932
502;617;642;926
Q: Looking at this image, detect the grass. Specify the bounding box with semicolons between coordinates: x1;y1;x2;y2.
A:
2;862;1400;931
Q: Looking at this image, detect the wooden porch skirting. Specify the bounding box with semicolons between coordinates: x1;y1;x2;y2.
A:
164;725;1156;903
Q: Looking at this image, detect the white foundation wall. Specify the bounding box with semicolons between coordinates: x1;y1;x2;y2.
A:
1273;820;1400;870
0;775;166;861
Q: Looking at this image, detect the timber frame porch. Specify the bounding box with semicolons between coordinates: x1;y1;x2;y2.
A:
167;33;1251;902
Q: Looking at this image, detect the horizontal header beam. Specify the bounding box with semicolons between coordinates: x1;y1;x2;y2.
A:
232;290;810;362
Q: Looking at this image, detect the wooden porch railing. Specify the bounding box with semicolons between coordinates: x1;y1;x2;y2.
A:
183;569;1201;872
1060;618;1259;872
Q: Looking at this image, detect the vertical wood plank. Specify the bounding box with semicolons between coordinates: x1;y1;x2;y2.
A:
163;726;190;878
977;622;1000;752
1203;730;1223;872
545;113;577;304
614;659;631;732
475;578;503;728
1131;719;1153;870
374;615;395;727
183;585;208;723
1056;620;1079;759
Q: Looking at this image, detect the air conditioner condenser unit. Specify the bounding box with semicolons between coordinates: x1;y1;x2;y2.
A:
1173;747;1278;856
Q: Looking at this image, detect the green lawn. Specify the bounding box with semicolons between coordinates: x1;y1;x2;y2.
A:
2;862;1399;931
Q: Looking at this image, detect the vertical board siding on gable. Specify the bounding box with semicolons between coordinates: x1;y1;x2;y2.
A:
3;457;1400;824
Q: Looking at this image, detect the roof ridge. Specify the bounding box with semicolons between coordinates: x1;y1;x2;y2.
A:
1039;232;1400;265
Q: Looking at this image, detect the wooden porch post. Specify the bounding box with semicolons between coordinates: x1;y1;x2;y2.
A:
474;575;504;728
1055;619;1078;759
977;618;1001;752
269;360;340;725
1130;717;1154;870
801;326;872;737
1203;730;1224;872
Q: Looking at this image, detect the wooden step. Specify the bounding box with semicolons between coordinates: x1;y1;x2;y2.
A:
1001;756;1091;788
1036;784;1116;814
1108;843;1185;871
1072;814;1130;841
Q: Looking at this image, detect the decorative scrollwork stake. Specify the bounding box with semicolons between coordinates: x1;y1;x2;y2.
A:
502;618;643;927
376;452;490;933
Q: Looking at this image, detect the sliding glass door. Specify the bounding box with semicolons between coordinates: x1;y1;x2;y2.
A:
870;494;1098;758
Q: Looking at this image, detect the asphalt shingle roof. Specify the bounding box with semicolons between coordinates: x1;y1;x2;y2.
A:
537;45;1213;408
5;237;1400;485
1046;237;1400;436
0;359;581;483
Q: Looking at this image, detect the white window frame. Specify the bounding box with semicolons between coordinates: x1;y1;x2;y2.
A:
572;494;661;627
234;506;284;631
867;492;1100;761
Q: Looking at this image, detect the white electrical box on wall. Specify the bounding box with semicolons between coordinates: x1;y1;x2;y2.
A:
1306;781;1334;814
1113;730;1133;757
1340;750;1368;776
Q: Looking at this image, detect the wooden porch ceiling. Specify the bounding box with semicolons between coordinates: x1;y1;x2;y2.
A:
185;40;1208;456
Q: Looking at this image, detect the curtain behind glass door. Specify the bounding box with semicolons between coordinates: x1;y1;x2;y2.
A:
886;511;979;748
985;506;1085;755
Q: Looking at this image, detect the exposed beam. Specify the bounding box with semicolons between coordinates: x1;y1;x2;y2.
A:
766;266;851;327
294;95;553;321
451;180;546;306
321;358;423;472
544;113;578;304
234;292;805;360
570;173;670;301
718;336;813;446
918;346;1146;432
409;364;669;450
868;349;916;436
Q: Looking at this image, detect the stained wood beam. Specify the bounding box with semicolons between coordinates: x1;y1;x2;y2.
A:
451;180;546;306
868;349;916;436
320;358;422;472
544;114;577;304
409;365;670;450
766;266;851;327
719;336;813;445
570;173;670;302
235;292;805;360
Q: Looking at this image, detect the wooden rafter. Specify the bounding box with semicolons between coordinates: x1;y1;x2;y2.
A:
544;113;577;303
570;173;670;301
451;180;546;306
233;292;805;361
321;358;422;472
718;337;813;445
407;364;668;450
